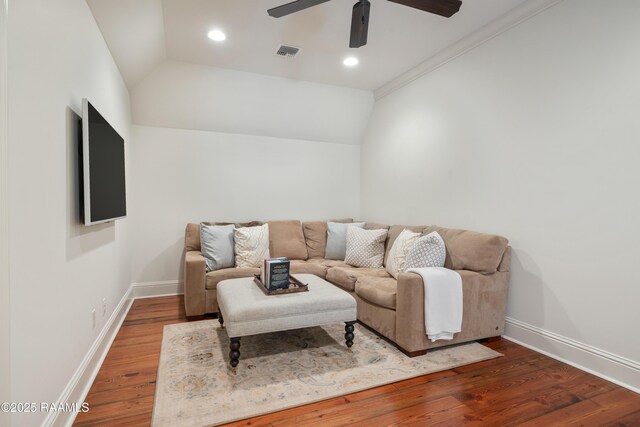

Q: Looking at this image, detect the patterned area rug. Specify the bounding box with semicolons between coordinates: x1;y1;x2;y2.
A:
152;320;501;426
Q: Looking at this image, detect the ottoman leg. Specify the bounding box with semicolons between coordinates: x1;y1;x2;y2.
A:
229;337;241;368
218;308;224;327
345;321;356;348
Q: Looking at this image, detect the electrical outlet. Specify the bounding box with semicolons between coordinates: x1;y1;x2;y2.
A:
91;309;96;329
102;298;107;316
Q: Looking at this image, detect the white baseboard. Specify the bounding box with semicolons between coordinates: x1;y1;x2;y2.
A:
132;280;183;299
44;280;183;427
505;317;640;394
44;287;134;427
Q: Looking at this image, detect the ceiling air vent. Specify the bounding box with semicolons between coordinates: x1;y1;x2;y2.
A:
274;45;300;58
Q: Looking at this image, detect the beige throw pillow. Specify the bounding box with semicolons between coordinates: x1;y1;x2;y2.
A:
234;224;270;268
386;229;421;279
344;226;388;268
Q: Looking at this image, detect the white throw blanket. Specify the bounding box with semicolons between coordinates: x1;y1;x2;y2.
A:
406;267;463;342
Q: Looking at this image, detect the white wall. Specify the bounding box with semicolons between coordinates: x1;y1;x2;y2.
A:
7;0;132;425
0;0;11;425
131;60;374;145
129;60;370;285
130;125;360;284
361;0;640;388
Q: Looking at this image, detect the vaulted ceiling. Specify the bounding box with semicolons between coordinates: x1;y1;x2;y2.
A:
88;0;529;90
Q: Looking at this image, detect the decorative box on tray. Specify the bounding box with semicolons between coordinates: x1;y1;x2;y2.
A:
260;257;290;290
256;257;308;295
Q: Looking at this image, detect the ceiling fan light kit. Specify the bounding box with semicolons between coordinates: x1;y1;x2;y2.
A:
267;0;462;48
350;1;371;48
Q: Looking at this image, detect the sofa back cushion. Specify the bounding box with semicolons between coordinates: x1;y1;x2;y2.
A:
384;225;427;267
301;218;354;259
498;246;511;272
364;223;390;230
302;221;327;259
267;220;308;260
185;223;201;252
423;226;508;274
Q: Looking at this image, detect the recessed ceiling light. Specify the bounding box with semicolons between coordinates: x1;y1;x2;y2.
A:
207;30;226;42
343;57;359;67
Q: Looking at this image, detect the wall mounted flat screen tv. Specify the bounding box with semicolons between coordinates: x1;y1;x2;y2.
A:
82;98;127;225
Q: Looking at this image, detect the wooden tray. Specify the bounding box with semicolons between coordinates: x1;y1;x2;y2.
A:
254;275;309;295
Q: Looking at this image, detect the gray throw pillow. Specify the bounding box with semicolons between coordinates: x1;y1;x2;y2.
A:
405;231;446;269
325;221;365;260
200;223;235;272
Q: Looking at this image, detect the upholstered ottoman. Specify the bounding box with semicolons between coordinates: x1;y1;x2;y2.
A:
217;273;357;367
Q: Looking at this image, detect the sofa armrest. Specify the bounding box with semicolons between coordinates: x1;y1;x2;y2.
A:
395;269;510;354
184;250;206;317
395;272;427;353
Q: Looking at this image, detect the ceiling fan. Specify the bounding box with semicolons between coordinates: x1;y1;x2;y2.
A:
267;0;462;48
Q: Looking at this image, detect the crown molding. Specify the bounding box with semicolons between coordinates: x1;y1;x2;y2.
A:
374;0;564;100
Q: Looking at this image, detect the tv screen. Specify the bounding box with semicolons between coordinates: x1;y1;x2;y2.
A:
82;98;127;225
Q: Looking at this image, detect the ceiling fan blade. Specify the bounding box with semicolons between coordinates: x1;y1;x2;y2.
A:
349;0;371;48
267;0;332;18
387;0;461;18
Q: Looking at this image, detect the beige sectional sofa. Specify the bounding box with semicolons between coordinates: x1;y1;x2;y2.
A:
184;219;511;355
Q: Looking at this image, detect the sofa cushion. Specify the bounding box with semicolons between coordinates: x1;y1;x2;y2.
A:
364;223;390;230
498;246;511;273
290;260;328;278
307;258;354;269
355;276;397;310
267;220;308;260
326;266;390;292
405;231;446;269
345;227;388;268
234;224;270;268
302;221;327;259
326;221;365;260
386;228;421;278
384;225;427;267
185;223;201;252
205;267;260;290
209;221;263;228
423;226;508;274
330;218;355;223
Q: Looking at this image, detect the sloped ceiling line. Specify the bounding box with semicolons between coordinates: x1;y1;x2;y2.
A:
87;0;167;89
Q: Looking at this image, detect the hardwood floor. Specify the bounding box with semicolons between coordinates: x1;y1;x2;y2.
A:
73;296;640;426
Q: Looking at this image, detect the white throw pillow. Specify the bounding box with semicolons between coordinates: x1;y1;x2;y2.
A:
405;231;446;269
386;229;421;279
234;224;270;268
344;226;388;268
